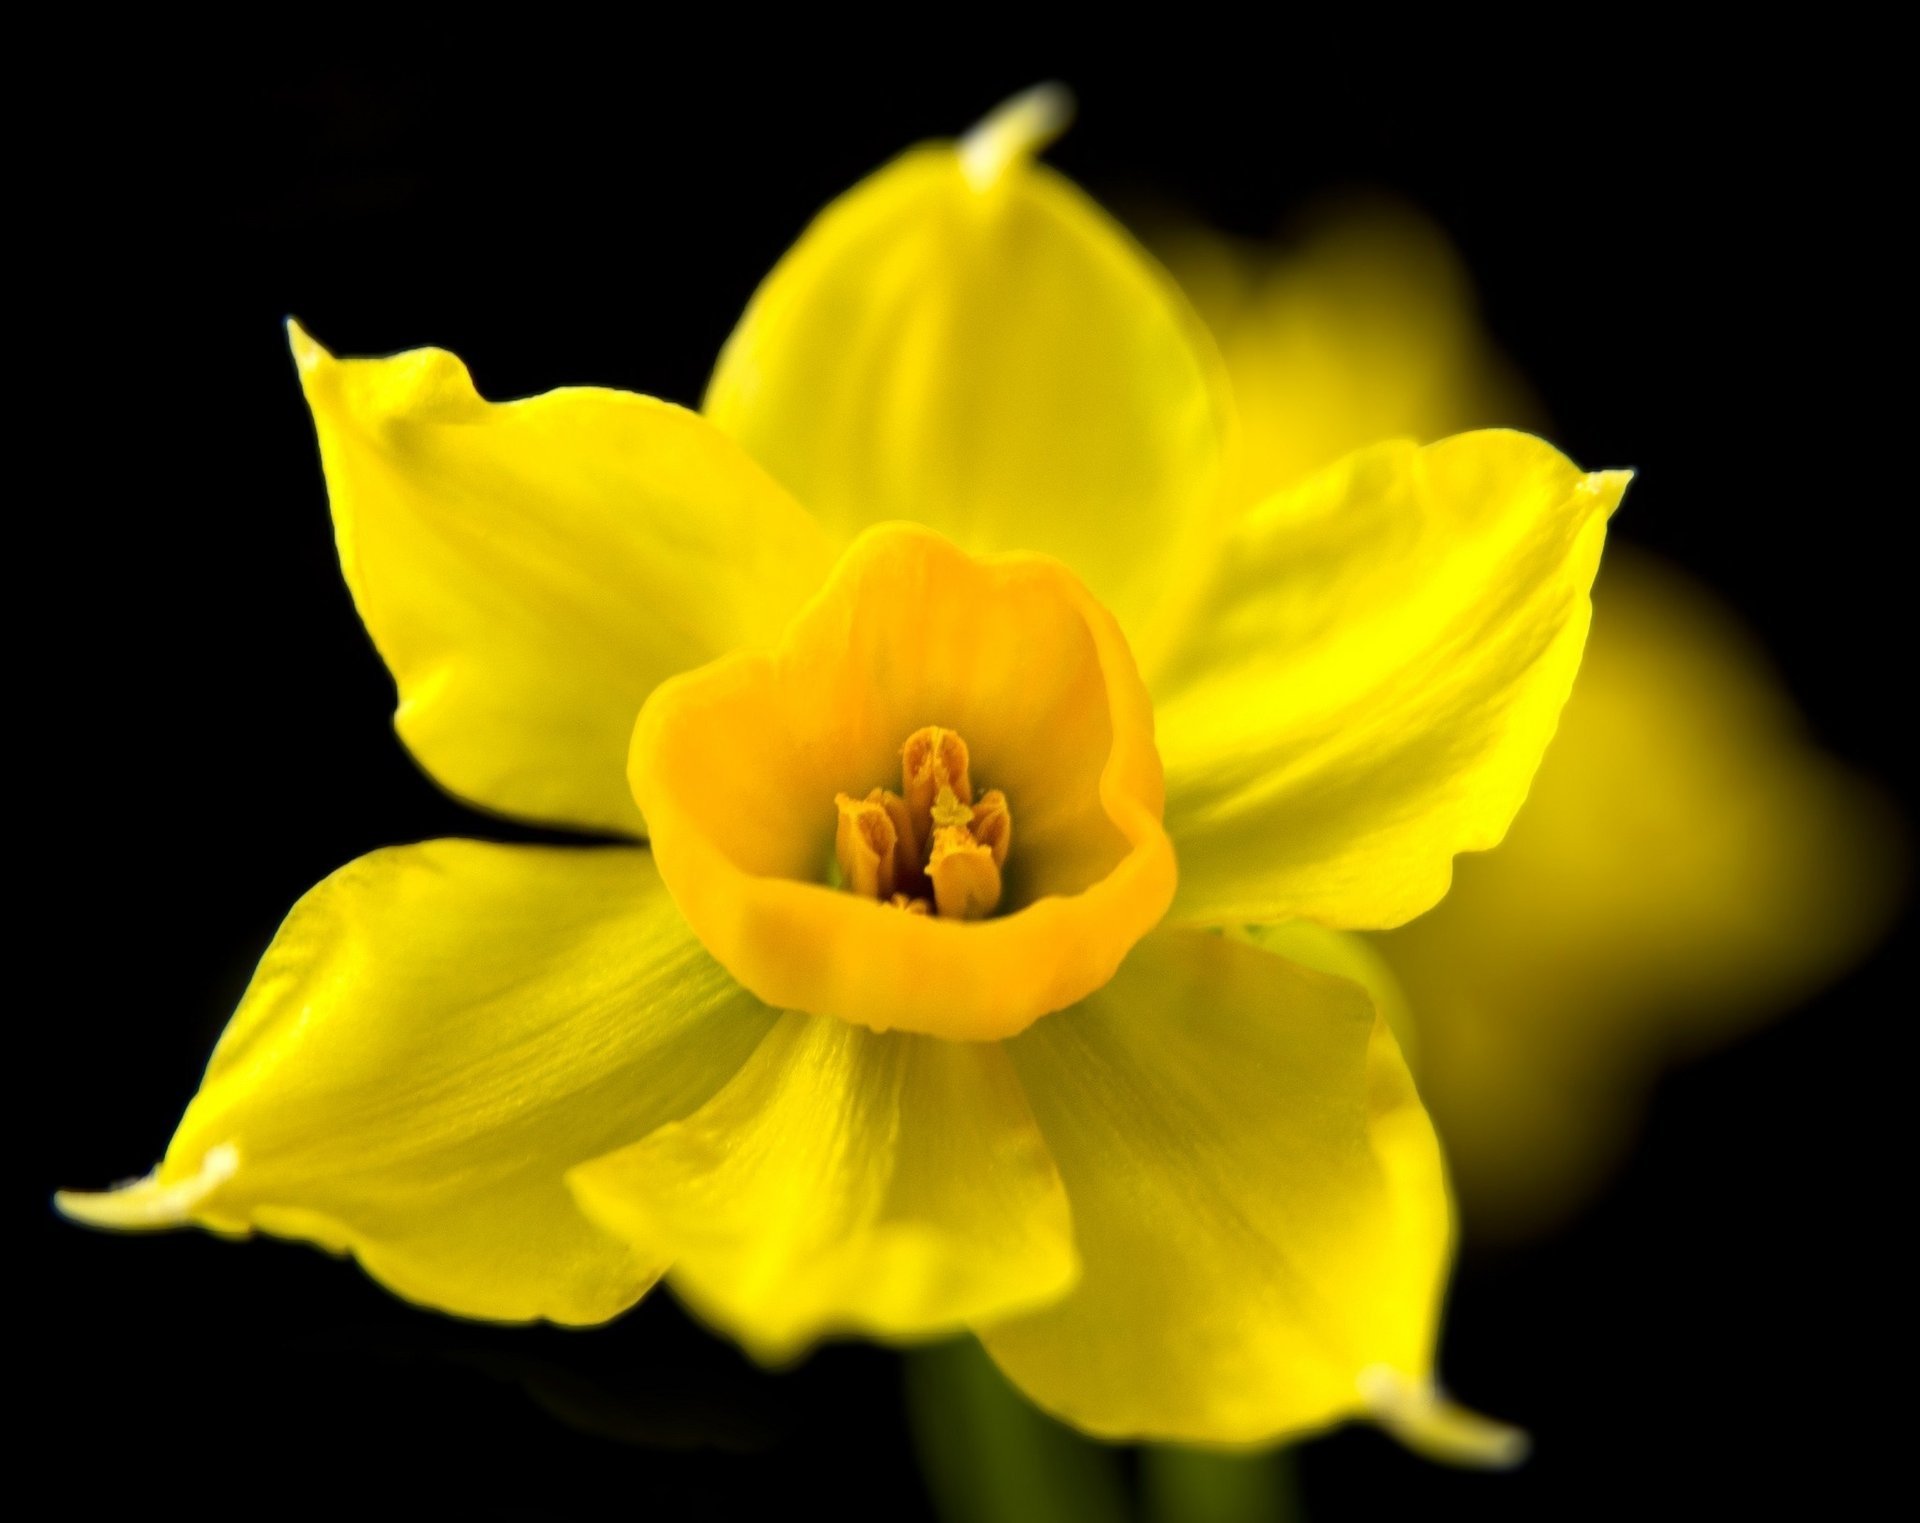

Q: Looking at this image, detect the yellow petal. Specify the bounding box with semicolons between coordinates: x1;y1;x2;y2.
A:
1376;549;1907;1236
1154;431;1627;929
702;95;1231;639
978;928;1452;1445
1236;920;1418;1070
290;324;834;837
568;1013;1077;1363
58;842;777;1324
631;523;1175;1041
1160;203;1540;500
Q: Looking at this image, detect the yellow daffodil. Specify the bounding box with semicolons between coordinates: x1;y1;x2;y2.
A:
1165;208;1902;1239
1159;201;1542;508
1376;553;1903;1236
58;88;1627;1458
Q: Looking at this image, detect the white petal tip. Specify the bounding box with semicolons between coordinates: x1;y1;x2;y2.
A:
1582;468;1635;515
959;82;1075;191
56;1143;239;1232
285;317;326;374
1360;1366;1531;1470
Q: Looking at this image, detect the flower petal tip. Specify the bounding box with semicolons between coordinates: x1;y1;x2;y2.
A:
959;82;1075;191
285;317;327;374
55;1143;239;1232
1582;467;1635;519
1359;1366;1530;1470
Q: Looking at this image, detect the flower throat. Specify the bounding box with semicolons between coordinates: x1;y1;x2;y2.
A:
834;726;1010;919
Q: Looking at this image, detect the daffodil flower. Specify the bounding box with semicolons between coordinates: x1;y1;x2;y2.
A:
59;89;1627;1459
1165;208;1902;1238
1159;201;1542;506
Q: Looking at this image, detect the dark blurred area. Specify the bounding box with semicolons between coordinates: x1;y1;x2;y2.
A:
26;36;1908;1520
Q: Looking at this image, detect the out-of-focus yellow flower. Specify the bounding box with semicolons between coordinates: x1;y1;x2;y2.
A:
1381;553;1903;1236
58;90;1626;1456
1160;202;1541;506
1165;208;1902;1239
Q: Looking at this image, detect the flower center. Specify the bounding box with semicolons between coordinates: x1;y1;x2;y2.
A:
629;524;1177;1039
834;726;1012;920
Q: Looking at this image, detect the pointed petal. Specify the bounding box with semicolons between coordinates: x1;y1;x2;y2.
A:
60;842;777;1324
1359;1368;1529;1469
292;324;834;836
979;928;1452;1444
1155;431;1626;928
59;1144;238;1229
703;107;1230;638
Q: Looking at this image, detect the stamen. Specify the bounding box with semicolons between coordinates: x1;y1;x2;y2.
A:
969;789;1011;868
959;83;1075;192
873;789;923;895
929;828;1003;920
833;727;1011;920
835;791;900;900
902;726;973;856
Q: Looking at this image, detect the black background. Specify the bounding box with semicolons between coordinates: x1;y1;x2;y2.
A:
28;35;1909;1520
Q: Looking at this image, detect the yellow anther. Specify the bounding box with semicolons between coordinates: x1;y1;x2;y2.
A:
834;791;900;900
969;789;1011;869
928;827;1003;921
873;789;924;896
837;727;1010;920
